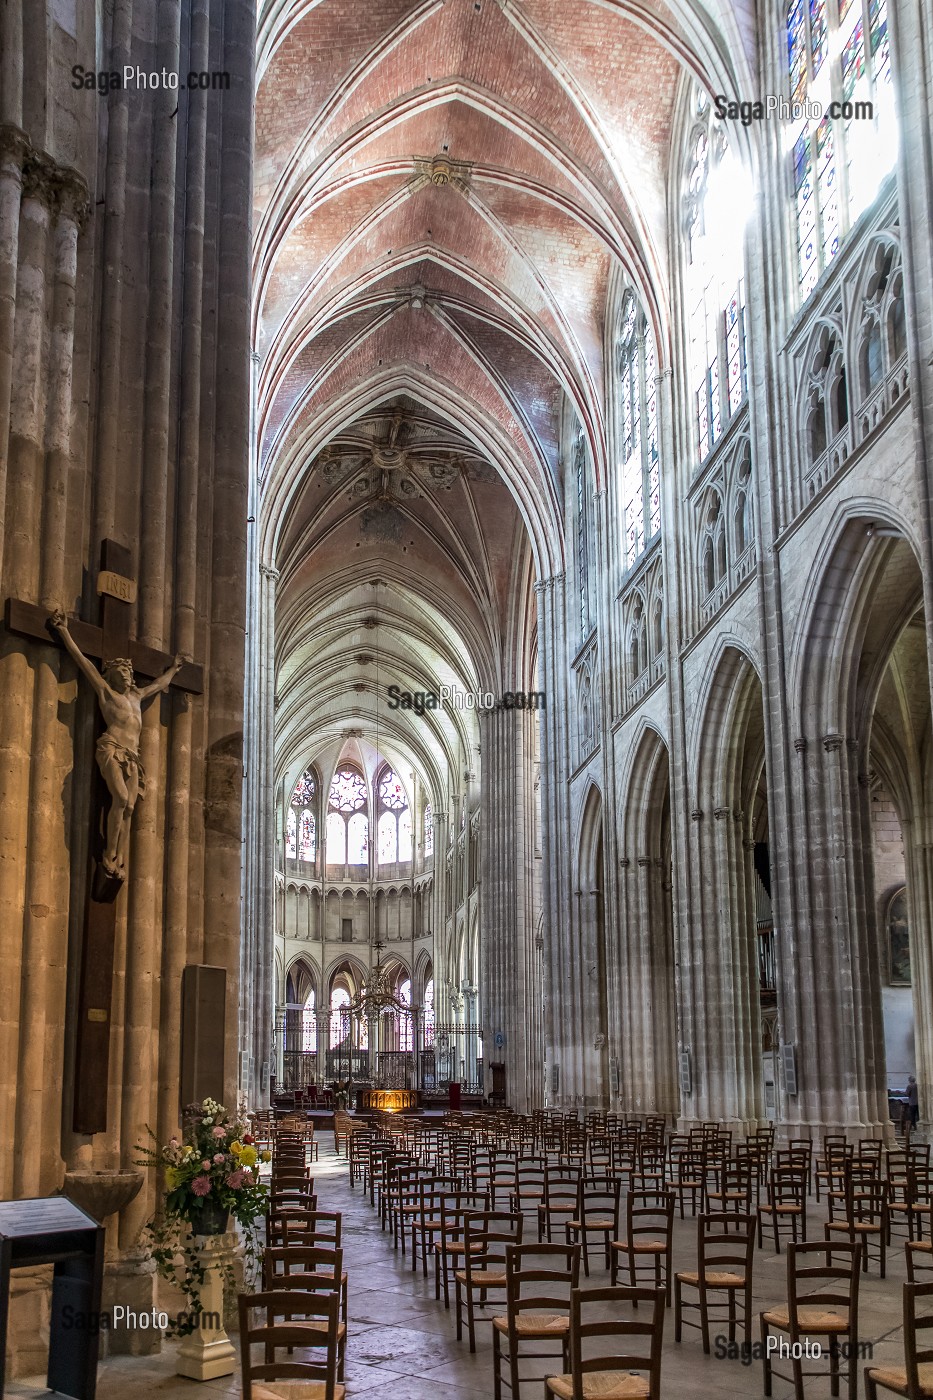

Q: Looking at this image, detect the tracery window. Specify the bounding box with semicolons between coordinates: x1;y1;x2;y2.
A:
423;802;434;859
326;766;369;866
285;767;317;862
787;0;896;300
302;990;317;1053
423;976;435;1045
803;324;848;464
574;431;592;638
700;493;727;599
887;888;910;985
618;288;661;568
396;978;413;1052
330;986;351;1046
376;767;412;866
683;91;748;464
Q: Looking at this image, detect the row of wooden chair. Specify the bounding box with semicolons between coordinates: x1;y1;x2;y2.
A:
238;1130;348;1399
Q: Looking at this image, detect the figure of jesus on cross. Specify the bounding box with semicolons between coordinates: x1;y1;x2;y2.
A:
49;610;188;881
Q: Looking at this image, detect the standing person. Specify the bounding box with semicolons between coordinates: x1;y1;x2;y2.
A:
907;1076;920;1130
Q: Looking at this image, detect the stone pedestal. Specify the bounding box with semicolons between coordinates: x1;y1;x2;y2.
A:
175;1235;237;1381
5;1266;52;1378
101;1250;160;1357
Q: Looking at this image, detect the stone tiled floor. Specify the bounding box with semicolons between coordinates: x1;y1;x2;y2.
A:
7;1142;915;1398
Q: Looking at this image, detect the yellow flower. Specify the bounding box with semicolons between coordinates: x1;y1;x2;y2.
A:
260;1150;272;1162
229;1140;242;1156
164;1167;180;1189
239;1146;257;1167
183;1145;196;1158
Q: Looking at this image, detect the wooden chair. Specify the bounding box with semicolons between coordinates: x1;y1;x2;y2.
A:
543;1284;665;1400
510;1158;548;1218
824;1176;889;1276
411;1176;460;1277
907;1242;933;1284
610;1188;674;1305
565;1176;621;1277
815;1137;852;1204
759;1239;862;1400
758;1164;808;1253
266;1204;319;1248
262;1244;347;1378
706;1156;754;1215
491;1243;579;1400
455;1209;524;1352
538;1165;582;1244
865;1280;933;1400
672;1147;706;1220
434;1189;491;1308
674;1211;755;1354
238;1287;343;1400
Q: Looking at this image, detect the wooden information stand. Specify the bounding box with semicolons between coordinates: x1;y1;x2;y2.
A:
0;1196;105;1398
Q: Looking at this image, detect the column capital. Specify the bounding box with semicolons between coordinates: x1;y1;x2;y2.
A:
822;732;845;752
260;563;280;582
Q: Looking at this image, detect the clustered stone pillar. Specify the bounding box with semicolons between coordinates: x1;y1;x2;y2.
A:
480;692;545;1114
780;732;890;1139
0;0;255;1374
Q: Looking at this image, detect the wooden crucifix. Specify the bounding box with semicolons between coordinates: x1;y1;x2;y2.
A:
5;540;203;1134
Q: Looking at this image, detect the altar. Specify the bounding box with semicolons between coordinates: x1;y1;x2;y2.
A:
360;1089;419;1112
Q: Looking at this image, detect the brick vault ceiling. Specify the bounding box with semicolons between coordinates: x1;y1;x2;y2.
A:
255;0;756;785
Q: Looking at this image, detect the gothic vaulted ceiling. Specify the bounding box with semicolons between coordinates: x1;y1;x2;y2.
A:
254;0;755;796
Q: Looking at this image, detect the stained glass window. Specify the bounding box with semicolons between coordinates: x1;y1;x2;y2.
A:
347;812;368;864
376;767;411;866
327;765;368;866
788;0;897;300
330;986;350;1046
575;433;591;639
329;767;367;812
424;802;434;858
619;288;662;569
286;767;317;861
302;991;317;1053
684;94;748;464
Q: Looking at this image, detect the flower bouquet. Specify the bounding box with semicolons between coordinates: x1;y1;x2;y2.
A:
136;1098;270;1332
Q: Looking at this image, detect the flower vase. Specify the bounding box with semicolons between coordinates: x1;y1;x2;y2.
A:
191;1197;230;1236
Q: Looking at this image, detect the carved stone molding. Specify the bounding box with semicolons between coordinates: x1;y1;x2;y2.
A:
20;144;90;229
691;809;703;822
794;736;808;754
714;806;732;821
823;733;845;752
0;123;29;173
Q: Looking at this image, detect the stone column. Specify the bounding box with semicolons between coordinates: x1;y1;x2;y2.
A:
479;699;542;1113
242;559;277;1105
536;573;576;1109
780;733;890;1139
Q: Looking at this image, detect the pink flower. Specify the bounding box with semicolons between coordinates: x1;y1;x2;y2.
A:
213;1153;225;1164
191;1175;211;1197
201;1160;211;1170
225;1168;246;1190
212;1126;226;1139
170;1137;179;1147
